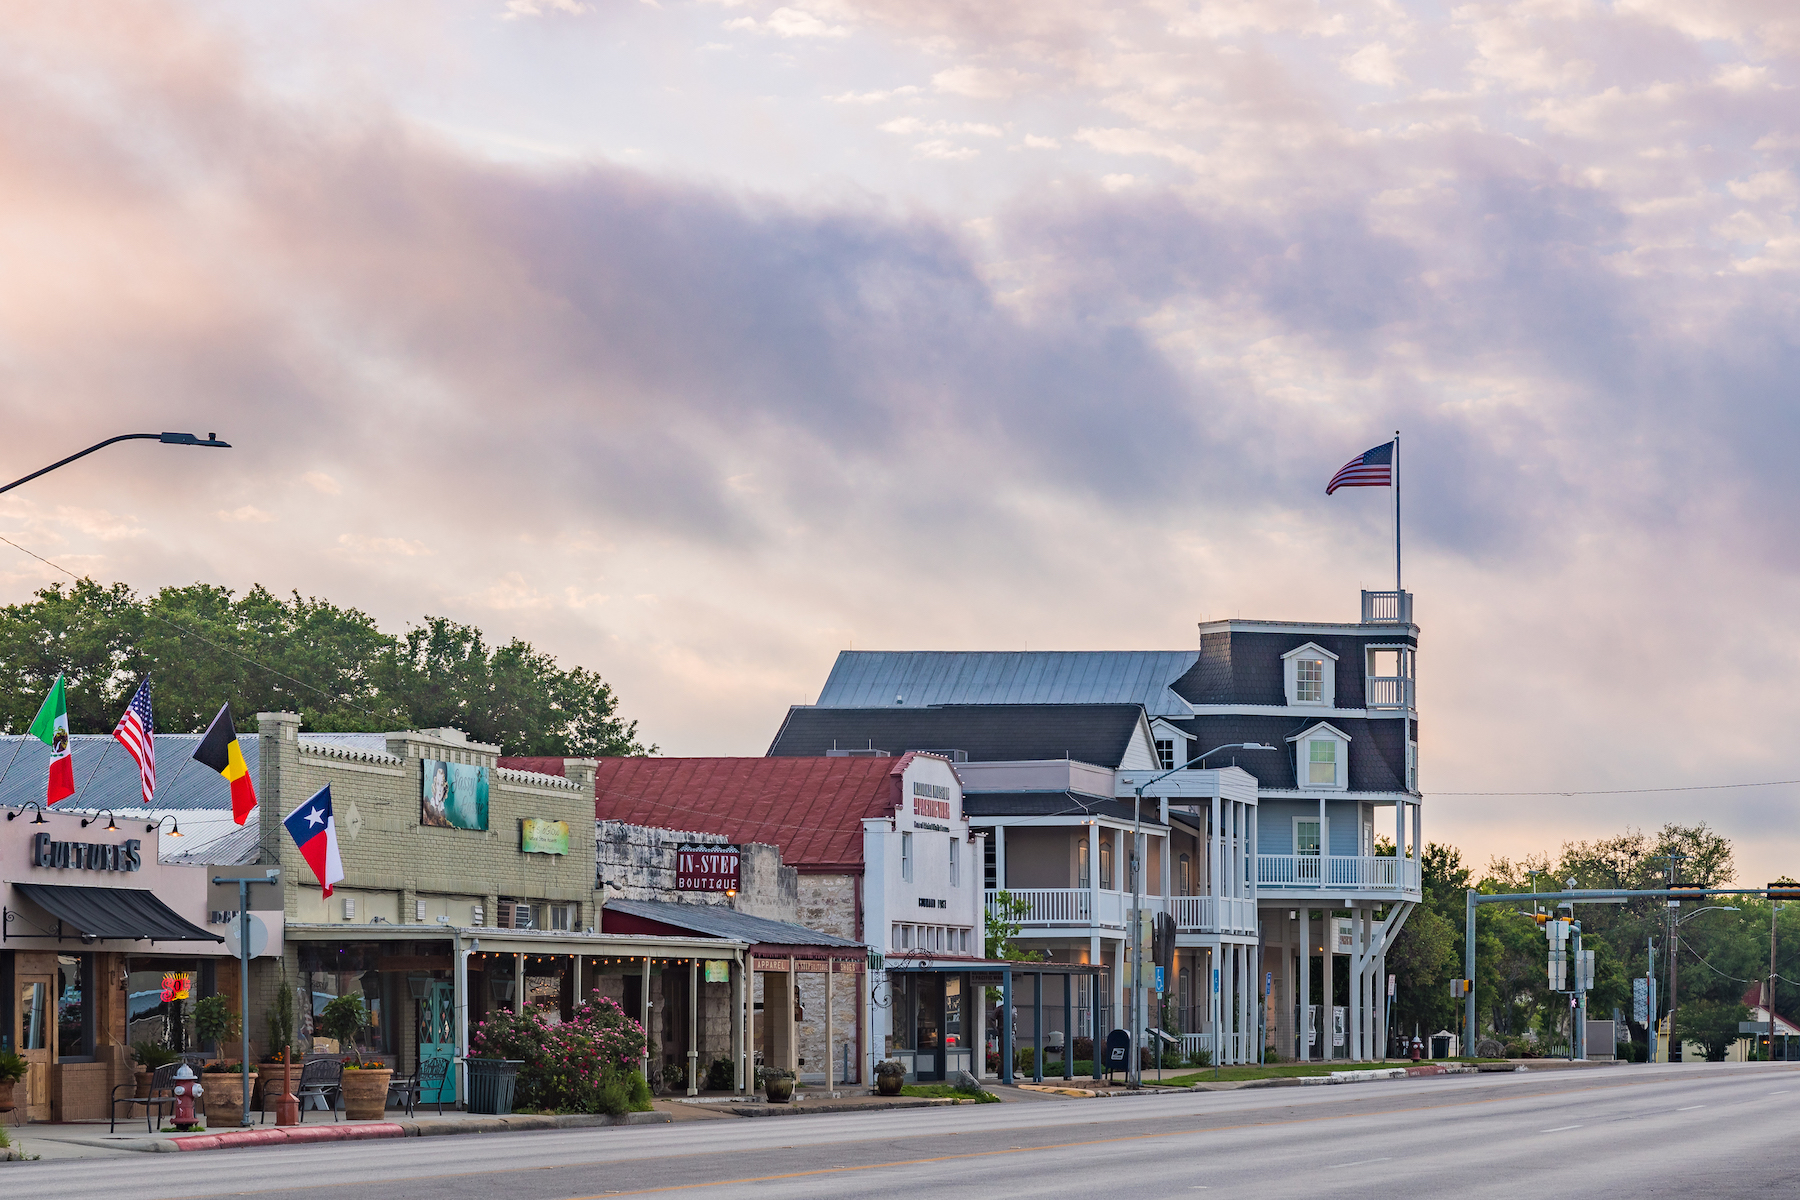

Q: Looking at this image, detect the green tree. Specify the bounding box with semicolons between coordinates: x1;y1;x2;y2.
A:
0;581;652;756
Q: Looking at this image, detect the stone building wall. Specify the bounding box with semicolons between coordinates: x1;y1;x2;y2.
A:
596;819;796;923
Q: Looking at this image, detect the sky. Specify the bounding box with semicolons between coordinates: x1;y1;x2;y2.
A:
1;0;1798;883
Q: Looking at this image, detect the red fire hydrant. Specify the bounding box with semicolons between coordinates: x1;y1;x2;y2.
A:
1409;1036;1423;1062
171;1063;204;1130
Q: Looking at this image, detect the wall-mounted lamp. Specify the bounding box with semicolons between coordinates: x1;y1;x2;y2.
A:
81;810;119;831
146;814;183;838
7;801;49;824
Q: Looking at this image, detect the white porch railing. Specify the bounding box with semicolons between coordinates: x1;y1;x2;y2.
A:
988;888;1132;928
1360;589;1413;623
1169;895;1258;935
1365;675;1412;709
1257;855;1421;892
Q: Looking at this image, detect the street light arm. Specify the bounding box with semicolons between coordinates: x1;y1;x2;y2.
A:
0;431;231;497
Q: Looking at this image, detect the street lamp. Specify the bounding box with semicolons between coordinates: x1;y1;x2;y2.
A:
0;431;231;497
1123;743;1278;1086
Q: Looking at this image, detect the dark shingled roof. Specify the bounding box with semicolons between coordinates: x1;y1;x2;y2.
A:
601;898;860;947
766;704;1151;767
961;791;1164;825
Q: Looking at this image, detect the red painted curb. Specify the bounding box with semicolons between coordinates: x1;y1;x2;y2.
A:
172;1123;406;1152
1404;1064;1448;1077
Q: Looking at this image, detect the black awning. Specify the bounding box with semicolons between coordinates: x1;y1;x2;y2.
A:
12;883;224;943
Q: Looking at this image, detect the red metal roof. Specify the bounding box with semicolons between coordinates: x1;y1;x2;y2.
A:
499;754;915;871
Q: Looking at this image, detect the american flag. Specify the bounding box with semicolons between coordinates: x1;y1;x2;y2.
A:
1326;441;1394;494
112;678;155;807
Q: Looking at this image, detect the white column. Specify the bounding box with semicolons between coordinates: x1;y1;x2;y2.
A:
1319;797;1328;884
1412;804;1421;867
995;824;1007;891
1298;912;1310;1061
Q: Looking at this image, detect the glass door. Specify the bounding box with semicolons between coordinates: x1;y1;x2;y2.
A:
416;981;457;1103
17;975;52;1121
913;975;943;1080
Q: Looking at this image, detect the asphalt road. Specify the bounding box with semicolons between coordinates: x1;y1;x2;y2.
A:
12;1062;1800;1199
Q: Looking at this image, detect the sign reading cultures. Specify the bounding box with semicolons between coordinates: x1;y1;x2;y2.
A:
676;844;740;891
519;818;570;855
421;759;489;831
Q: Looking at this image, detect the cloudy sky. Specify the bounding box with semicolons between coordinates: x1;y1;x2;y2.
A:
1;0;1797;882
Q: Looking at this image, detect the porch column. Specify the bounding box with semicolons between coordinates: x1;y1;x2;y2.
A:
688;958;699;1095
1411;804;1421;870
1033;973;1044;1083
1063;973;1073;1081
1299;912;1311;1061
825;957;835;1086
515;953;525;1014
732;956;746;1093
784;956;798;1074
995;825;1007;890
1001;969;1014;1084
641;956;652;1084
1318;797;1328;886
1377;950;1389;1058
1323;923;1336;1060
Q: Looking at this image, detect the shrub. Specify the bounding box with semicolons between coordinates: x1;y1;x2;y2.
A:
1072;1037;1094;1060
0;1051;26;1083
130;1042;181;1070
265;977;295;1062
874;1059;907;1080
318;995;369;1063
471;989;651;1115
194;994;235;1048
661;1062;686;1092
706;1058;736;1091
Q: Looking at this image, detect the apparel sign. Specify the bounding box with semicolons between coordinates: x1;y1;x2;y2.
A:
676;844;739;891
29;833;142;872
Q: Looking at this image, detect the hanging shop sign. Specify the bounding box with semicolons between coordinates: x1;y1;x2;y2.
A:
676;844;740;892
29;833;142;872
519;818;570;855
704;960;731;983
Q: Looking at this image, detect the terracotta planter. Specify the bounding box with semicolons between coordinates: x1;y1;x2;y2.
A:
0;1080;15;1112
203;1073;245;1124
134;1069;152;1099
875;1074;904;1096
339;1068;393;1120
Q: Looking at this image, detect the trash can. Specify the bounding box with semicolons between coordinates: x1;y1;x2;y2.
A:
466;1059;522;1114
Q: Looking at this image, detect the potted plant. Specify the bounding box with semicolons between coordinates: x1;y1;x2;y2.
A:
321;995;390;1119
201;1062;245;1123
0;1050;25;1114
873;1059;906;1096
194;994;235;1056
758;1065;794;1104
256;983;297;1108
130;1042;181;1098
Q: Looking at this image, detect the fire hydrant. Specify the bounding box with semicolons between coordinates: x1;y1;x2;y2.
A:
1409;1036;1423;1062
171;1063;204;1130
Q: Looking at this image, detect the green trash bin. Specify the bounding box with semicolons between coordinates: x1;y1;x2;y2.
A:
466;1058;522;1114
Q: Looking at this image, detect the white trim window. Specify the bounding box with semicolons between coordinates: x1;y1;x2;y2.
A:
1156;738;1176;770
1307;739;1338;785
1282;642;1338;707
901;831;913;882
1079;842;1091;889
1406;739;1419;792
1287;722;1351;790
1294;818;1324;855
950;838;960;887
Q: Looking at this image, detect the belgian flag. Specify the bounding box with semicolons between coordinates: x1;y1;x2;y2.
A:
194;703;257;824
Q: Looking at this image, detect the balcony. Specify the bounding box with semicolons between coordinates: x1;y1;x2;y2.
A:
1360;589;1413;624
1365;675;1413;709
987;890;1257;936
1257;854;1421;894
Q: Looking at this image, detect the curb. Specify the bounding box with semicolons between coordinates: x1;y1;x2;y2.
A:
727;1098;969;1117
87;1110;671;1154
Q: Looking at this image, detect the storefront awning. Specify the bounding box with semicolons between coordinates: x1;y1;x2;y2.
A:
12;883;223;942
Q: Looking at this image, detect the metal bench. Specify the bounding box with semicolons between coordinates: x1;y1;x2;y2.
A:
260;1058;342;1123
389;1055;453;1117
110;1062;180;1133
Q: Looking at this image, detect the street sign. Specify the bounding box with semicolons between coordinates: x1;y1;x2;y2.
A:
1387;973;1395;998
1213;967;1220;994
1154;966;1165;994
224;913;269;959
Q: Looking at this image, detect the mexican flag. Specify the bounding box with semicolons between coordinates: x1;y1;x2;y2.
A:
30;675;74;804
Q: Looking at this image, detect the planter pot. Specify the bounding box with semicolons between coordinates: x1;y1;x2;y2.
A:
203;1073;245;1124
340;1068;393;1120
0;1080;15;1113
134;1070;152;1099
763;1076;794;1104
875;1074;904;1096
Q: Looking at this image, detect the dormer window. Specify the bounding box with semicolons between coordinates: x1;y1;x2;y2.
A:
1287;722;1350;790
1282;643;1338;707
1156;739;1176;770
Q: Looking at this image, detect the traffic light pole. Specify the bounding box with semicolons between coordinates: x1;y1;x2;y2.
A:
1462;886;1782;1058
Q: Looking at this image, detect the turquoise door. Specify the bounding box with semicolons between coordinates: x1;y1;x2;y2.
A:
417;982;458;1104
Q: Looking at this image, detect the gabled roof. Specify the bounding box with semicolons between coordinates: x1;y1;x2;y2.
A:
815;651;1198;717
767;703;1153;767
584;755;912;871
602;898;861;948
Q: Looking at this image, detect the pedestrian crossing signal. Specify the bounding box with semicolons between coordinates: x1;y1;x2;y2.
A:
1451;978;1471;998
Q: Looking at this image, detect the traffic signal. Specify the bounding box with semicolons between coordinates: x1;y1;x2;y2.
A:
1667;883;1706;897
1769;882;1800;901
1531;912;1551;925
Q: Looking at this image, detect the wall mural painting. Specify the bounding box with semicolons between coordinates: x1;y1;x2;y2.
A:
421;759;490;831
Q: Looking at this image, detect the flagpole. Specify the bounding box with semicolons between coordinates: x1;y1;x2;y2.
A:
1393;430;1402;597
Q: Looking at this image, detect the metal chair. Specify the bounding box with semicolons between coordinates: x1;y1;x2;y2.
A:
390;1055;453;1117
260;1058;342;1123
110;1062;180;1133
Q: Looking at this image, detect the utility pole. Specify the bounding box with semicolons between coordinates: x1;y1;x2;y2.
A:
1772;898;1779;1061
1663;854;1686;1062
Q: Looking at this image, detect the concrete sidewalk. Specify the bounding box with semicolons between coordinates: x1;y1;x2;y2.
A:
6;1107;670;1158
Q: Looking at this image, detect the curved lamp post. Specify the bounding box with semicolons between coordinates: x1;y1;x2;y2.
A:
0;431;231;497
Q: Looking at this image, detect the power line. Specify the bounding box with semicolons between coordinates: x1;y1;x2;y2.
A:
1431;779;1800;798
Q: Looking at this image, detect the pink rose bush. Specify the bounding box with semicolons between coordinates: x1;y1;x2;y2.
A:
470;989;651;1114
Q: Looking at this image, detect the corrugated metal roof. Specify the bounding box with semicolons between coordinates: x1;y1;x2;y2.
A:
766;704;1151;768
815;651;1199;717
603;898;861;947
0;733;258;812
162;822;263;866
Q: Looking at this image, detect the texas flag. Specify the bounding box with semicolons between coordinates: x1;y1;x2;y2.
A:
283;785;345;898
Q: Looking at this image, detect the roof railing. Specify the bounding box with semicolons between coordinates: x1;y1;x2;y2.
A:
1360;590;1413;624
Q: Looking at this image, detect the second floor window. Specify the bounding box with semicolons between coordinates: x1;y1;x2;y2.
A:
1296;819;1322;856
1179;853;1192;896
1295;658;1324;703
1079;842;1090;889
1156;739;1175;770
1308;739;1338;785
1100;839;1113;890
901;832;913;882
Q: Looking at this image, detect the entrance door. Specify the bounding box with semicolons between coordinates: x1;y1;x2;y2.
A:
416;982;457;1104
913;975;944;1081
16;973;52;1122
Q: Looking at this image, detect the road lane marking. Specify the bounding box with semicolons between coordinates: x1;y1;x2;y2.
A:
1539;1125;1582;1132
1677;1105;1705;1111
1325;1157;1392;1168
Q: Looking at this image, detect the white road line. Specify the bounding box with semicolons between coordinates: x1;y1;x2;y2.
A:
1770;1091;1789;1096
1324;1157;1393;1168
1677;1105;1705;1111
1540;1125;1582;1132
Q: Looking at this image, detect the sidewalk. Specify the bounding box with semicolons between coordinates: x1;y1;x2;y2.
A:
4;1107;671;1159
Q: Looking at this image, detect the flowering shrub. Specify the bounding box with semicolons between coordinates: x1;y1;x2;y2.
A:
470;989;651;1115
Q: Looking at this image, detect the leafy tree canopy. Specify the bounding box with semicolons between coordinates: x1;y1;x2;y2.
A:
0;580;653;757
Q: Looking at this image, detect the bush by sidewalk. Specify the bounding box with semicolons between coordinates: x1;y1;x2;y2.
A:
472;990;653;1115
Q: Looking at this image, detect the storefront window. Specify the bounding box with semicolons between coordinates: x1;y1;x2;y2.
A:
915;975;942;1051
944;976;962;1050
303;970;384;1054
125;960;203;1053
57;954;90;1059
20;981;48;1051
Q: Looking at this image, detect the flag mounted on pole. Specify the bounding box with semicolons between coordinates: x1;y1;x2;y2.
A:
29;675;74;804
284;785;344;897
112;678;156;808
1325;441;1394;493
194;703;256;824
